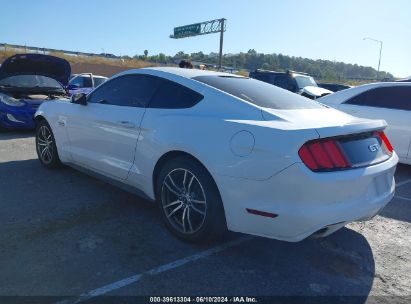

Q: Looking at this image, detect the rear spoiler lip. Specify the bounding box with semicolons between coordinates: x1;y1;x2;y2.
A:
314;119;387;139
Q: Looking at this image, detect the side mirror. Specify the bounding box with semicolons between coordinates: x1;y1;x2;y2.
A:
71;93;87;105
67;84;80;90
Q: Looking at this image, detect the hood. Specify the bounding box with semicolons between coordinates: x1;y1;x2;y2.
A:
301;86;332;98
0;54;71;86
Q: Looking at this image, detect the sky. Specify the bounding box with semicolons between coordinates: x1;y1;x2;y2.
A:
1;0;410;77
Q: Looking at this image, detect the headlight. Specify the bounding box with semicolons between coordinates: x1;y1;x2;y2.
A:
0;93;25;107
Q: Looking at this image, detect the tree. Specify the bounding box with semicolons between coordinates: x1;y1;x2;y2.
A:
261;62;270;70
158;53;167;63
144;50;148;58
138;50;393;81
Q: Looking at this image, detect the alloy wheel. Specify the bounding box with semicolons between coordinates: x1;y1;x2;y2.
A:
37;125;54;164
161;168;207;234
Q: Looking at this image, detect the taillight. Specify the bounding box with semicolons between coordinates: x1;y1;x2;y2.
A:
299;139;351;171
300;131;394;172
378;131;394;154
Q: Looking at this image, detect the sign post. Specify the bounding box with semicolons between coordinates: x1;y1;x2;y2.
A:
170;18;226;69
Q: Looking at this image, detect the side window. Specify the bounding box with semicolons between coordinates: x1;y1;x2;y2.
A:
148;79;203;109
346;87;411;110
345;91;369;106
83;76;93;88
369;87;411;110
69;76;85;88
255;74;271;83
93;77;107;88
70;76;93;88
274;76;296;92
88;74;160;107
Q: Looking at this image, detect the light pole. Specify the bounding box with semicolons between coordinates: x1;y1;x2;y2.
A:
363;37;383;80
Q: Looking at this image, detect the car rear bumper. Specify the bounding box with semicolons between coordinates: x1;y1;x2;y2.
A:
216;153;398;242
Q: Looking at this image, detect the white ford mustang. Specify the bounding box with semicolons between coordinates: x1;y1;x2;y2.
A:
35;67;398;242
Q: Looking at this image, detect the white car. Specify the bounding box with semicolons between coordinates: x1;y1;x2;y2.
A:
319;82;411;165
34;68;398;242
68;73;108;95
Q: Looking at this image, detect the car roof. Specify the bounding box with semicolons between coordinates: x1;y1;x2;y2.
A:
72;73;107;78
251;70;289;76
120;67;244;80
319;81;411;104
250;70;310;77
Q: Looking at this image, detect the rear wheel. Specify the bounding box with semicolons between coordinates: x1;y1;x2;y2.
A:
35;120;61;168
156;156;226;242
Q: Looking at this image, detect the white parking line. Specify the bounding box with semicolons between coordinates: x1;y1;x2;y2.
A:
56;236;253;304
395;195;411;203
396;178;411;188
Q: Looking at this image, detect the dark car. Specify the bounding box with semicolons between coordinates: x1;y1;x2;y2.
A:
249;69;332;99
395;78;411;82
0;54;70;130
318;83;352;92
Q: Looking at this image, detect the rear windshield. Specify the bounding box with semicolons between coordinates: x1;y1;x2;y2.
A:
193;76;324;109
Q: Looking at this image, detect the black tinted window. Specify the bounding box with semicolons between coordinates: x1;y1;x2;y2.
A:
253;73;271;83
194;76;323;110
346;86;411;110
274;75;297;92
88;74;159;107
149;78;203;109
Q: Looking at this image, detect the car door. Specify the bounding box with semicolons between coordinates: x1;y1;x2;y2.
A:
64;74;159;180
338;86;411;160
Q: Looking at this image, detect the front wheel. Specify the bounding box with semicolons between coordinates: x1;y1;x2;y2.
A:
35;120;61;168
156;157;226;242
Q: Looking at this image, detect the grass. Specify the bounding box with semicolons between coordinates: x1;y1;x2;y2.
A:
50;51;154;69
0;49;154;70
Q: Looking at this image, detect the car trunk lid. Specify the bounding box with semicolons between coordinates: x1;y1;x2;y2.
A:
262;107;393;170
261;107;387;136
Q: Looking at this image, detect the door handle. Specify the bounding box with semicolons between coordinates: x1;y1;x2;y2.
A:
117;121;135;128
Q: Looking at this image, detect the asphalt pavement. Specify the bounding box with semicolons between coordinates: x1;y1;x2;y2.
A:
0;130;410;303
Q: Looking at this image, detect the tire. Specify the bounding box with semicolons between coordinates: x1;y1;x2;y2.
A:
156;156;227;242
35;119;61;168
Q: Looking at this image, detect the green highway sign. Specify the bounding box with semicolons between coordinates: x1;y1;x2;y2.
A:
170;18;226;69
173;23;201;38
173;23;201;37
170;19;226;39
